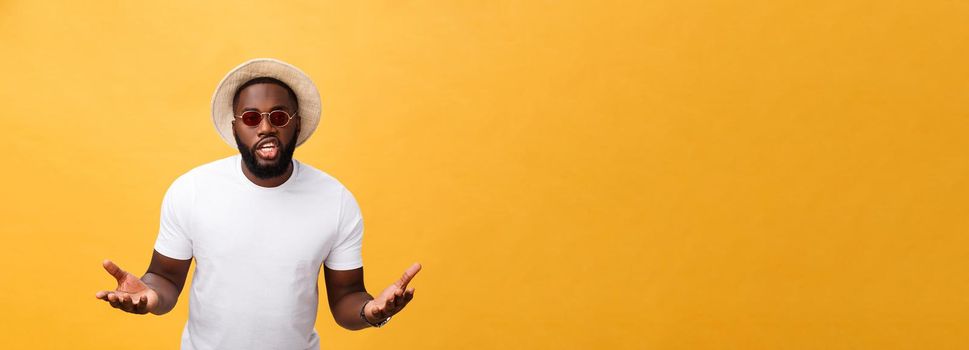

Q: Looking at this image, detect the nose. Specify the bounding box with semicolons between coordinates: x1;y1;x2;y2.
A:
256;113;277;137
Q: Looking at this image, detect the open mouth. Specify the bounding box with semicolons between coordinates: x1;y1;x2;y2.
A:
255;139;279;160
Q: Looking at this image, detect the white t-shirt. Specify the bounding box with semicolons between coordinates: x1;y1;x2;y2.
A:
153;154;364;350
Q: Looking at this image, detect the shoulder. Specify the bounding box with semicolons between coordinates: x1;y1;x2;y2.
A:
186;155;236;177
166;155;237;193
181;155;238;181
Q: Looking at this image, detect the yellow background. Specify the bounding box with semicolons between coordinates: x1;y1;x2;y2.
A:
1;1;967;349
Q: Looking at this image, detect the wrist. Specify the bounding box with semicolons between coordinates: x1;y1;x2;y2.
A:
360;299;391;328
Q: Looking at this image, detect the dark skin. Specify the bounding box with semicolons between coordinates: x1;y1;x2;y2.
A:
95;82;420;329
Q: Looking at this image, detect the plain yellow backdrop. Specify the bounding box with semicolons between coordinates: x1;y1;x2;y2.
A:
1;1;968;349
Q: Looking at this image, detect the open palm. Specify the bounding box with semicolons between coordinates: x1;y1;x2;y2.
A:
95;260;159;314
363;263;421;323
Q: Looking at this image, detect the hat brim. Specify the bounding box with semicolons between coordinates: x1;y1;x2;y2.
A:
211;58;321;149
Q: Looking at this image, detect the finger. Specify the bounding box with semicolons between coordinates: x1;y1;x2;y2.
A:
397;288;415;309
134;295;148;314
129;293;140;310
95;290;108;299
102;259;128;283
120;293;134;312
403;287;415;303
385;289;397;306
395;262;422;290
391;288;405;309
107;293;122;308
384;294;396;311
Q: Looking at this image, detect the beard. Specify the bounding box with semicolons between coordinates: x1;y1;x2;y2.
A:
233;128;299;179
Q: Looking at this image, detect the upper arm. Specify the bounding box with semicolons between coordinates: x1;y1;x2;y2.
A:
146;250;192;293
323;188;364;270
321;188;367;311
154;174;195;260
323;266;366;309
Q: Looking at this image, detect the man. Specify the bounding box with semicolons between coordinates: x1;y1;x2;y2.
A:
95;58;420;349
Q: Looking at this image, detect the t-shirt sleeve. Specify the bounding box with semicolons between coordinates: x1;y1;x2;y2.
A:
324;187;364;270
153;175;195;260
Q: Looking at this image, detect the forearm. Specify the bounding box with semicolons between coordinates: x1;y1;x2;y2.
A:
323;265;418;330
332;291;375;330
141;272;181;315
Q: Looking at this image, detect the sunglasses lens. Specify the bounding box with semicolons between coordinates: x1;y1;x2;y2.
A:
241;111;262;126
269;111;289;127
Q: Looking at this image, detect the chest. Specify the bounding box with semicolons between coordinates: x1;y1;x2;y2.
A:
188;188;341;267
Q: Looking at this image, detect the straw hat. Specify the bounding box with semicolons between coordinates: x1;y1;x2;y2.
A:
210;58;321;148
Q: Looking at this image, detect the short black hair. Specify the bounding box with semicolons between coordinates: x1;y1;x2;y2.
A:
232;77;299;112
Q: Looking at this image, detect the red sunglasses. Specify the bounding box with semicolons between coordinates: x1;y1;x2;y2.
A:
234;110;298;128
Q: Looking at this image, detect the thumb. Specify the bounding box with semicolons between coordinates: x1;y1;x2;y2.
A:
102;259;128;284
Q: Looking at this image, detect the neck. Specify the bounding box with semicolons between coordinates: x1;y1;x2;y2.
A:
240;160;294;188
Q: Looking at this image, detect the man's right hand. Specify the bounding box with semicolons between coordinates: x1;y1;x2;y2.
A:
95;259;159;314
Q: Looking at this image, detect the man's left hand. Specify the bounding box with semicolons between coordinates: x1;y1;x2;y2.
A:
364;263;421;324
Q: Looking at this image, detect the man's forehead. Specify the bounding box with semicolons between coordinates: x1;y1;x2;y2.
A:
234;82;298;110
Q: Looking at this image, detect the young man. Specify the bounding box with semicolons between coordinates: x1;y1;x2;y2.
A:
95;58;420;349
